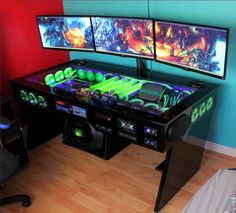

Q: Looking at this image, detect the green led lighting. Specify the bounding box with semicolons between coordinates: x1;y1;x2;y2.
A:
28;93;37;105
116;83;143;101
74;128;84;137
144;103;159;108
191;108;199;123
130;98;144;104
115;93;129;101
99;81;121;94
112;79;137;94
184;90;192;95
122;83;143;95
78;69;86;80
199;102;206;117
55;70;64;82
191;96;214;123
142;79;172;90
86;71;95;81
90;76;119;90
20;90;28;102
207;96;213;111
95;73;105;82
99;79;129;94
45;74;55;85
64;67;73;78
37;96;47;108
162;107;170;112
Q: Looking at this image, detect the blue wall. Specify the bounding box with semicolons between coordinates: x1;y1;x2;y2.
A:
63;1;236;149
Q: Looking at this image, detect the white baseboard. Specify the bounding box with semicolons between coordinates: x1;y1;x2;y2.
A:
205;141;236;157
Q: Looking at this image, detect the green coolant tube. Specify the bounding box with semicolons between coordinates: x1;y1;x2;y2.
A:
184;90;192;95
99;79;130;94
122;82;143;95
111;79;138;95
90;76;119;90
116;83;143;100
144;103;160;109
142;79;172;90
130;98;144;104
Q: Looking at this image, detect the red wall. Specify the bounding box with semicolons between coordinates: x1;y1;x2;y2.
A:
0;0;69;95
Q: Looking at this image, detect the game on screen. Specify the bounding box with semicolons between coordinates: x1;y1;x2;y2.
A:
155;21;228;77
37;16;94;51
92;17;154;59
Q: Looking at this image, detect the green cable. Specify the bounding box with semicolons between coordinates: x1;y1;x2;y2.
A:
129;98;144;104
144;103;159;108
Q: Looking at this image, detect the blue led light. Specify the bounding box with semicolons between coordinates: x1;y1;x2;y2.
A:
144;126;158;136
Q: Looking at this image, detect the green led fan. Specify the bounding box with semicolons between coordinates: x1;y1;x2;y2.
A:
45;74;55;85
74;128;84;137
199;102;206;116
207;96;213;111
191;108;199;123
37;96;47;108
77;69;86;80
95;73;105;83
86;71;95;81
28;93;38;105
64;67;74;78
20;90;28;102
54;70;64;82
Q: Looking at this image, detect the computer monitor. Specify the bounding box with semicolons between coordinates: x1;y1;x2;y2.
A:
36;16;94;51
154;20;229;79
91;16;155;59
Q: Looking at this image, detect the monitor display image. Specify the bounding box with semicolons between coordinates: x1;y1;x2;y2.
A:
92;17;154;59
155;20;228;78
37;16;94;51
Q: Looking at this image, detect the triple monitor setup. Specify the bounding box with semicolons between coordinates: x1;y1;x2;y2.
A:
11;15;229;211
37;15;228;79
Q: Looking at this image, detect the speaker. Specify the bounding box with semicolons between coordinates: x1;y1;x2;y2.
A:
167;114;190;142
63;117;111;159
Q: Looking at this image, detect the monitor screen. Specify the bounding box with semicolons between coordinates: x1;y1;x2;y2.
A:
154;20;228;79
36;16;94;51
92;17;154;59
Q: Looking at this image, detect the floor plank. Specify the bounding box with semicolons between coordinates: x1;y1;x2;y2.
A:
1;135;235;213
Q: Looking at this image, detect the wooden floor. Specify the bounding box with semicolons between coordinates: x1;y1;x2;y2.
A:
1;135;235;213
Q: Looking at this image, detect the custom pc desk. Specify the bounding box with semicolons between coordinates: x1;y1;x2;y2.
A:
11;60;218;212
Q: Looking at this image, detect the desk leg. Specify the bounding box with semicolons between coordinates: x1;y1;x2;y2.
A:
154;140;204;212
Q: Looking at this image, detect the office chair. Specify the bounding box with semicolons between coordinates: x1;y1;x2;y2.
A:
0;115;31;207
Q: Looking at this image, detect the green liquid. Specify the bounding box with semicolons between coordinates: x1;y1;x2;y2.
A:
90;76;119;90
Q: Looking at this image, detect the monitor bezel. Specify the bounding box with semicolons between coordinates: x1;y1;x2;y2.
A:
36;15;96;52
91;15;156;60
154;19;229;80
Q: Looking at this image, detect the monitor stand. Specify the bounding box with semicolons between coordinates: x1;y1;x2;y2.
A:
136;58;146;78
